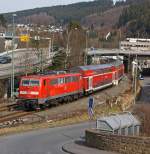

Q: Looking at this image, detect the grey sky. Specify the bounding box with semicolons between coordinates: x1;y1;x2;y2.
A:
0;0;118;14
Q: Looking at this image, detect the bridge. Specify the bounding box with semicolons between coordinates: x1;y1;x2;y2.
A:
87;48;150;56
87;48;150;72
0;48;150;79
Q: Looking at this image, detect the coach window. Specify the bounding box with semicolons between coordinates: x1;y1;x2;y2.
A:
103;69;106;73
51;79;58;85
58;78;64;84
65;76;72;83
107;68;111;72
22;79;30;86
97;69;103;74
30;80;40;86
72;76;78;82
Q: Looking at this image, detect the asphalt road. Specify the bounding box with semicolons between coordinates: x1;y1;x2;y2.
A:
0;48;51;79
0;122;95;154
137;77;150;104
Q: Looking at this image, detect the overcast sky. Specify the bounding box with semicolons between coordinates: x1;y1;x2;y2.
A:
0;0;118;14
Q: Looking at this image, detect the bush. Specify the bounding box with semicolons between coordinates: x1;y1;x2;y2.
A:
135;104;150;136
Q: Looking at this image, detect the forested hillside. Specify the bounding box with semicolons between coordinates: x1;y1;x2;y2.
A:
1;0;150;38
4;0;113;24
81;6;126;28
117;0;150;37
0;15;6;27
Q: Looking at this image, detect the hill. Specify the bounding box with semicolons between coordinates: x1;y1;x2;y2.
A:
3;0;114;25
1;0;149;38
81;6;127;29
117;0;150;37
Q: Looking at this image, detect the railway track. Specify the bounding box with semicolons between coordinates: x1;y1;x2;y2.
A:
0;111;33;124
0;103;18;112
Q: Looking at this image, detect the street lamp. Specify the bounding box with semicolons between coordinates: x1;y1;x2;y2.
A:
65;29;73;69
11;13;17;99
85;30;89;65
66;29;72;56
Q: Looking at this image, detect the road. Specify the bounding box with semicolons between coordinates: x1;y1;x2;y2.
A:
0;48;53;79
137;77;150;104
0;122;95;154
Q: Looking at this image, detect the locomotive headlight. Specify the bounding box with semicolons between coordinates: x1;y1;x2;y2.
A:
20;91;27;94
30;91;39;95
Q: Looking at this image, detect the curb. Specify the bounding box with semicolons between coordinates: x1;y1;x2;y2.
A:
62;140;76;154
61;137;85;154
62;143;75;154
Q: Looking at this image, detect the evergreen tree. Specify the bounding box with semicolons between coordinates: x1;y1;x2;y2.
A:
0;15;7;27
117;0;150;37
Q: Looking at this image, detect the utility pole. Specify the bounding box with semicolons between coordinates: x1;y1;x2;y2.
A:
40;48;43;73
51;33;54;53
25;28;29;76
133;32;140;104
65;29;70;69
11;13;17;99
128;52;131;73
134;54;138;104
48;38;52;58
85;30;89;65
34;35;40;72
132;54;138;104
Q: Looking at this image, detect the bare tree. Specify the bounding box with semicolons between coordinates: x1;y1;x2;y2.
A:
64;21;86;68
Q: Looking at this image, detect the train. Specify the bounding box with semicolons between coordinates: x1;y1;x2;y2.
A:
18;61;124;110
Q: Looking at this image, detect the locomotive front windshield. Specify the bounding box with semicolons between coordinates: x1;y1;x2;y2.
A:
21;79;40;86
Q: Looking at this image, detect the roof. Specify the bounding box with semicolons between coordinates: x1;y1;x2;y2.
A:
72;64;113;71
21;73;81;80
97;112;140;131
112;60;123;67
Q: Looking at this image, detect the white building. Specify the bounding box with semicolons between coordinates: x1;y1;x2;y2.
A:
120;38;150;51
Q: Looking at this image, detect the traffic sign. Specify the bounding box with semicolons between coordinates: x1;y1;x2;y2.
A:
20;35;30;42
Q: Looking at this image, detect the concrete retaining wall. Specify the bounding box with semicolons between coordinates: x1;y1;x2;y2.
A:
86;129;150;154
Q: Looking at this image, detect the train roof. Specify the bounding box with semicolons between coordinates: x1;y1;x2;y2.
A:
112;60;123;67
71;63;113;72
21;73;81;80
80;64;113;70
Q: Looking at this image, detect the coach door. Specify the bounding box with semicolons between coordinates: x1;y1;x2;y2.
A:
88;76;93;91
112;72;115;81
43;79;49;98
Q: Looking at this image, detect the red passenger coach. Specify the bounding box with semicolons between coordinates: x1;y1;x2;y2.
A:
19;73;83;109
70;61;124;94
70;64;114;94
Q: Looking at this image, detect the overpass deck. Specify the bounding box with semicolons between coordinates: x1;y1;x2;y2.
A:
87;49;150;56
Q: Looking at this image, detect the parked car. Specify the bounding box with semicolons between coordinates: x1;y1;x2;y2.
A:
0;56;11;64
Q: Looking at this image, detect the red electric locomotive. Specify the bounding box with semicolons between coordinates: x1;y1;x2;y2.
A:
19;73;83;109
18;61;124;110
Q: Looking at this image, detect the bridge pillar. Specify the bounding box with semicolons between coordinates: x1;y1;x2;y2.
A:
123;55;134;73
0;79;8;99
